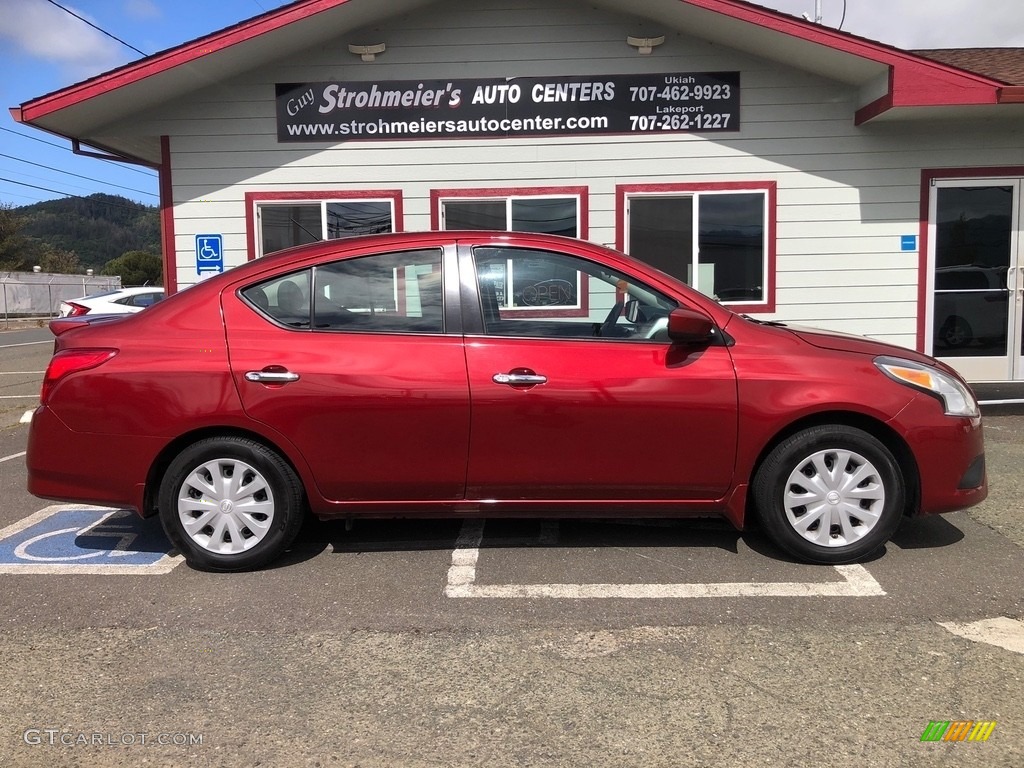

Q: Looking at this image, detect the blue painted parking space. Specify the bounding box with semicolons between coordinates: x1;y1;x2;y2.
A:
0;505;181;574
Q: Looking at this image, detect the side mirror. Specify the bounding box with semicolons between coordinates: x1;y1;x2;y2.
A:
667;308;715;344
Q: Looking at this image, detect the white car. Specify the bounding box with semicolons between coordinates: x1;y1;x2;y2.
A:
59;287;165;317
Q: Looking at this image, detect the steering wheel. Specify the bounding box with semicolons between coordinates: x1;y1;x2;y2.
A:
598;301;624;337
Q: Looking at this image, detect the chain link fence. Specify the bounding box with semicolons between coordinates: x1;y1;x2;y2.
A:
1;272;122;328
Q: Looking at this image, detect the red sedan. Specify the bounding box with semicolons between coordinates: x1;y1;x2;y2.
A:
27;231;987;570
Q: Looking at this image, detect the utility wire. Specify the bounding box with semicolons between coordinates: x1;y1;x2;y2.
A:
0;128;157;177
0;177;153;212
42;0;147;56
0;152;157;198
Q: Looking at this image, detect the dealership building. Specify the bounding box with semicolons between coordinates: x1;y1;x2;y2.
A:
11;0;1024;384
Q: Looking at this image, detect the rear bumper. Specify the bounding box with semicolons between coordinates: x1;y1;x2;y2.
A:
890;395;987;515
26;406;161;515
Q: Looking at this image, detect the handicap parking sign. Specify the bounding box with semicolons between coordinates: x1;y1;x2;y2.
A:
196;233;224;276
0;505;181;574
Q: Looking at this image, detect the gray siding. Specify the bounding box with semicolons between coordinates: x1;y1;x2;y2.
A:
115;0;1024;351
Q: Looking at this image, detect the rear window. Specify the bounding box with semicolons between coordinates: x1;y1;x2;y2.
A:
242;249;444;333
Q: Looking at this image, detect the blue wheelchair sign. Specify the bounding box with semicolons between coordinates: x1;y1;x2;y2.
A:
196;234;224;275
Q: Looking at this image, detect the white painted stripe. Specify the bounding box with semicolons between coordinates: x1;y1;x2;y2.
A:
0;395;39;399
443;519;887;599
446;519;484;588
938;617;1024;655
0;560;182;575
19;410;32;424
0;371;45;375
0;341;51;348
978;399;1024;406
0;451;26;464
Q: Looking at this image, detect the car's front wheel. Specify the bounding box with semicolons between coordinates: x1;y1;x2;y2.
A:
752;425;905;563
158;437;305;571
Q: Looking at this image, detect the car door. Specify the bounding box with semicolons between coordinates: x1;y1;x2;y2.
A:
459;242;738;502
223;245;471;503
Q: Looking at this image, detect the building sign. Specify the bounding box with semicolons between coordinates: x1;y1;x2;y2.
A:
276;72;739;143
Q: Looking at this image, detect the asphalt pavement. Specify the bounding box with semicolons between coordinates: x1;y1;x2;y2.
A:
0;325;1021;768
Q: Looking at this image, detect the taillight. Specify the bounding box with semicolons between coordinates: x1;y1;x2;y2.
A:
40;349;117;404
63;302;91;317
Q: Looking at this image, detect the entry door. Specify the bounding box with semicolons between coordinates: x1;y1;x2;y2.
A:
928;180;1024;381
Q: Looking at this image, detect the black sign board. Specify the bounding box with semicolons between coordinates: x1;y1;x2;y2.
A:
276;72;739;142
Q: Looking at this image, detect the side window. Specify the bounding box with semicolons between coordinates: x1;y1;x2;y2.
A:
115;292;161;307
473;247;677;342
244;270;312;328
313;249;444;334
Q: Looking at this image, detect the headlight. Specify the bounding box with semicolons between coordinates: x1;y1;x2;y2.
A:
874;356;980;418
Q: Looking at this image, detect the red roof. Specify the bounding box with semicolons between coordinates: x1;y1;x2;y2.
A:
11;0;1014;133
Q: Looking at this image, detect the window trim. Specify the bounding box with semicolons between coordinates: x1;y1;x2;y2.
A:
245;189;404;260
430;186;589;238
616;181;776;313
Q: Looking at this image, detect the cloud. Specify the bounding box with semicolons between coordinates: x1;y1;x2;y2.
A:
0;0;131;79
124;0;161;21
753;1;1024;48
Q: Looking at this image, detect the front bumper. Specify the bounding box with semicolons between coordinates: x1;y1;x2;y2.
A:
890;394;987;515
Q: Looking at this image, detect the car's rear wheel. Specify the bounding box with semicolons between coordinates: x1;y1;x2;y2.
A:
752;425;905;564
158;437;304;571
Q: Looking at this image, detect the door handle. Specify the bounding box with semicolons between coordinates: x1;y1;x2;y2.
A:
492;372;547;386
245;370;300;383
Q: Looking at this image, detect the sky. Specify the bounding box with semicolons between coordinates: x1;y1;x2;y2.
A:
1;0;1023;210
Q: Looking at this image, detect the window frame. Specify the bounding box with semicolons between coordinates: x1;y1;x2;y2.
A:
616;182;776;313
245;189;404;260
431;186;589;238
433;186;589;317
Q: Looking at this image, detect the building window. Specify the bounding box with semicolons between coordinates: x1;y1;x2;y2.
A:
475;247;582;311
245;191;403;259
618;182;776;311
432;187;588;239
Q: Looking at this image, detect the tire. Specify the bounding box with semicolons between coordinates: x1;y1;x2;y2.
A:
158;437;305;571
751;425;905;564
939;315;972;348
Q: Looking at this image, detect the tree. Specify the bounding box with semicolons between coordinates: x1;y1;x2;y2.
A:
0;204;30;271
102;250;163;286
39;247;82;274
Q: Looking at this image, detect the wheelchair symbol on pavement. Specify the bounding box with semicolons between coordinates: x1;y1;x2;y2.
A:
0;506;182;574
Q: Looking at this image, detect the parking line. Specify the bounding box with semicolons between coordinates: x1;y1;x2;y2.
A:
444;519;886;599
0;451;26;464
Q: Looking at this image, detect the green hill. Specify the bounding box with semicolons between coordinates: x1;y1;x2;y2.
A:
16;194;160;271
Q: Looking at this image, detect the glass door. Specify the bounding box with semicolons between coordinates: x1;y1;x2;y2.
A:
928;180;1022;381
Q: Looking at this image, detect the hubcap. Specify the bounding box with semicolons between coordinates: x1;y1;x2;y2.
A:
177;458;275;554
783;449;886;548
